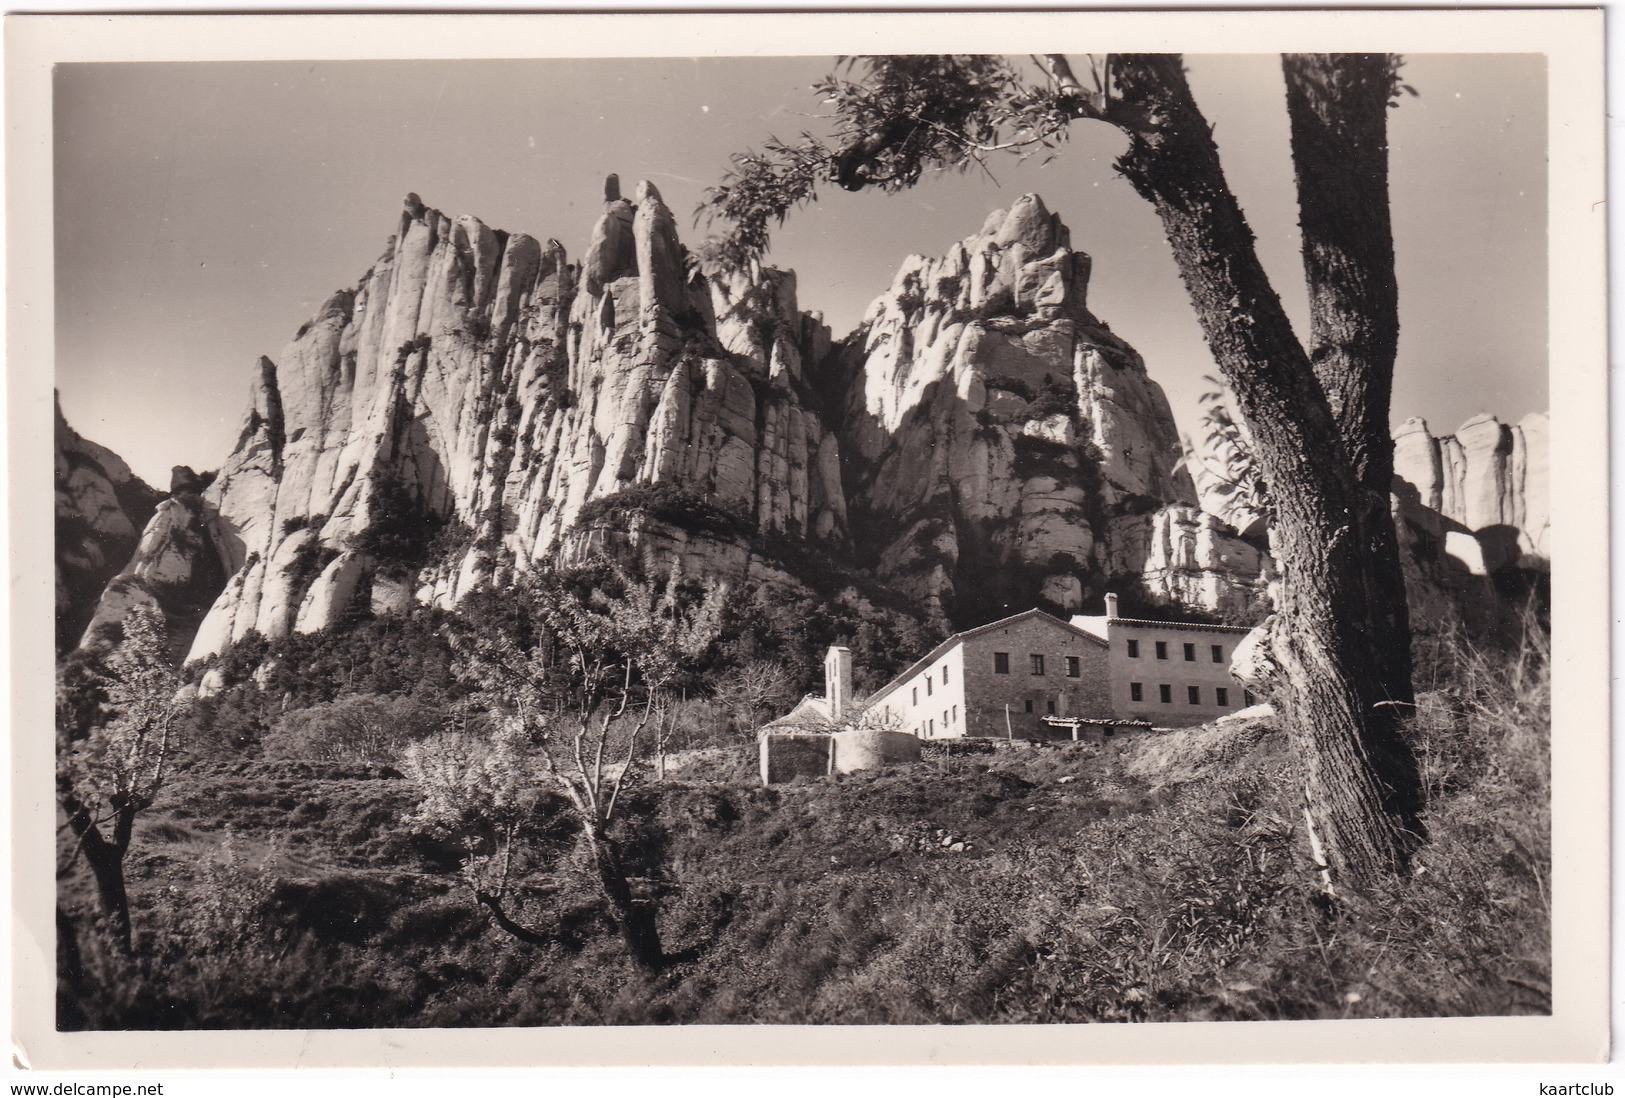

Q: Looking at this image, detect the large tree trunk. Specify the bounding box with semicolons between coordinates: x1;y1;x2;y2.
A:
1107;54;1424;888
585;823;664;971
1283;53;1417;723
61;798;134;954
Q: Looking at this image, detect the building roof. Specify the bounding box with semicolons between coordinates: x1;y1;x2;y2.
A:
762;694;834;732
866;608;1109;709
1070;613;1255;637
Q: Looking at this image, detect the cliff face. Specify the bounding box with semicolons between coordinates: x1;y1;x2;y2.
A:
1393;412;1549;572
178;179;848;662
91;186;1488;662
55;400;163;651
74;464;233;659
827;194;1240;621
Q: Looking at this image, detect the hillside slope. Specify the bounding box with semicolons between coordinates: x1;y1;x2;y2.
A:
61;657;1549;1028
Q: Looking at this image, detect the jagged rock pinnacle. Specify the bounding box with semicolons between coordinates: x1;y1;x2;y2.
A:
604;174;621;202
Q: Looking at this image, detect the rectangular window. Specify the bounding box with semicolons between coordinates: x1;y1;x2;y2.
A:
1066;655;1080;678
1159;684;1172;704
1155;641;1168;660
1046;699;1056;715
1024;699;1034;713
928;719;934;736
1212;644;1224;663
994;651;1010;674
1183;643;1196;662
943;663;950;684
912;686;918;705
1188;685;1201;705
1244;689;1256;706
1216;687;1229;707
1030;654;1046;676
926;674;933;696
943;709;949;727
952;705;957;724
1127;639;1140;658
1130;682;1143;702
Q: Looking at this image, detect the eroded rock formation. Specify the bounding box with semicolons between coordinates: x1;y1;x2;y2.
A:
1393;412;1549;572
87;186;1520;663
825;194;1219;620
55;400;162;651
76;463;232;658
177;182;848;662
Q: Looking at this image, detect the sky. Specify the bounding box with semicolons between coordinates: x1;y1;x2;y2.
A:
53;54;1548;488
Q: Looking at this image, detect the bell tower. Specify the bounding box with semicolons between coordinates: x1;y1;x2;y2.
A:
825;645;852;723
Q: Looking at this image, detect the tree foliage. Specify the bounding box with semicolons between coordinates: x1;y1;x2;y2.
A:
57;605;190;951
1185;376;1271;531
698;55;1084;270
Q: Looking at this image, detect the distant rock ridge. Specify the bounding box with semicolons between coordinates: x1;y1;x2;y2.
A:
1394;411;1549;572
73;456;232;659
55;399;163;651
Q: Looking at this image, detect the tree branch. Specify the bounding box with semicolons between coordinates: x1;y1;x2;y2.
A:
473;890;551;946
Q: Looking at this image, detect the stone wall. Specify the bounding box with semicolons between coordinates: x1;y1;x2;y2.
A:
831;730;922;774
759;729;924;784
758;733;833;785
954;615;1112;738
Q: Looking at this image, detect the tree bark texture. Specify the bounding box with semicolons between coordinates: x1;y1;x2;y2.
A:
1283;53;1416;716
60;795;135;954
474;891;551;946
1107;54;1423;887
586;824;664;971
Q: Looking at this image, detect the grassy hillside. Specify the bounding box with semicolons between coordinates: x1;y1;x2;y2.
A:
58;625;1549;1028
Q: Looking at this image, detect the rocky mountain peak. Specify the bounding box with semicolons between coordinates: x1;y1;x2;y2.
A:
828;194;1232;621
76;187;1361;659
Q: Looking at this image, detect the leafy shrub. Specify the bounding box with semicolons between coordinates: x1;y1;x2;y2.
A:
575;483;757;542
1017;374;1079;422
347;471;447;577
1010;434;1076;482
285;539;341;604
280;514;328;537
264;695;442;765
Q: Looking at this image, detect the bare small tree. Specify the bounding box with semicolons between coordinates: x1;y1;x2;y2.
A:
443;561;725;968
56;605;188;952
712;658;798;742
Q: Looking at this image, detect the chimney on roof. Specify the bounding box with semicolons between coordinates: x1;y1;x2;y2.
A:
1105;592;1120;619
825;646;852;723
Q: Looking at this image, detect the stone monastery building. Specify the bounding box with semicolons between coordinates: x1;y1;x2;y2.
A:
860;594;1255;739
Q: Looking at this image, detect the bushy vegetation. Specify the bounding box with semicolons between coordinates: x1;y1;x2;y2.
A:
57;601;1549;1027
348;471;448;577
575;483;757;542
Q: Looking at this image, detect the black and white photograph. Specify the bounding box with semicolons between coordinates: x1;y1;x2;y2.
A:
12;8;1607;1071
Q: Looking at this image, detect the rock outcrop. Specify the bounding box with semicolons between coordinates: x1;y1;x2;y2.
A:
97;187;1524;663
184;182;849;662
55;399;162;651
1103;506;1274;619
1393;412;1549;571
77;464;233;658
825;194;1204;621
